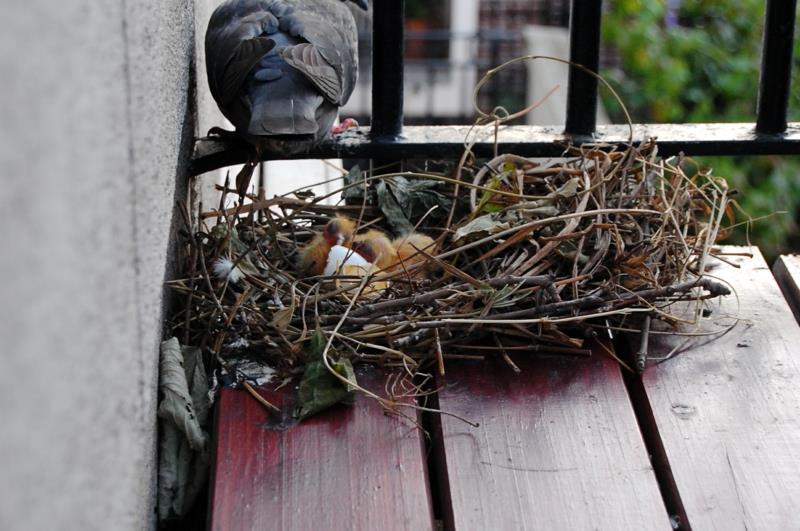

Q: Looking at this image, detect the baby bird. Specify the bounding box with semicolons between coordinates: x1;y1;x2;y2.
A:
391;233;437;276
351;230;396;271
299;216;356;276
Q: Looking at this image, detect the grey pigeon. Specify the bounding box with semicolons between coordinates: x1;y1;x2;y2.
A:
205;0;367;159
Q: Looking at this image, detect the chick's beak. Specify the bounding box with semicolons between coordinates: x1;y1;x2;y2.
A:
352;0;369;11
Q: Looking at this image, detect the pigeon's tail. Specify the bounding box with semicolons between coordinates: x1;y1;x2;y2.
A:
247;80;323;136
244;32;329;137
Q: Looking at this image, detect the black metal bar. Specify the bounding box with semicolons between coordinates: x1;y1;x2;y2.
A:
565;0;603;136
756;0;797;134
191;122;800;175
370;0;405;138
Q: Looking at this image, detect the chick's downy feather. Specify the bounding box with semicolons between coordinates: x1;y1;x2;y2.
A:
391;233;437;276
352;230;395;271
299;216;356;276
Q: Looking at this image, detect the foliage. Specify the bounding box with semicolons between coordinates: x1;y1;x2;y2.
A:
294;329;357;420
601;0;800;258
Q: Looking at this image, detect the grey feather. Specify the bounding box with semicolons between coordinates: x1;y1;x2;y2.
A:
205;0;366;154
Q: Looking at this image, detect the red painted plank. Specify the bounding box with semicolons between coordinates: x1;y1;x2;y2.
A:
209;367;435;531
434;341;671;530
773;254;800;322
642;247;800;529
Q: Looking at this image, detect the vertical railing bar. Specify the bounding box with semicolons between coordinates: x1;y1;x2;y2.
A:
370;1;405;138
756;0;797;134
565;0;603;136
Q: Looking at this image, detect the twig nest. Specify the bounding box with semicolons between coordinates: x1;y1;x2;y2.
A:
172;138;733;379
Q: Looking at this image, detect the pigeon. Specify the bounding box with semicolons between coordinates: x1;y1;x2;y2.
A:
205;0;366;147
205;0;367;191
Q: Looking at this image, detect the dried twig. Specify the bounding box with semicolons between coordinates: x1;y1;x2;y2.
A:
171;133;733;391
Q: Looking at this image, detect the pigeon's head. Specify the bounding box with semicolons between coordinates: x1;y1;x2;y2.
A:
346;0;369;10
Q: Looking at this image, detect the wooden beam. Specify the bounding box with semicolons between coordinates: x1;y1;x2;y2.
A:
773;254;800;323
639;247;800;529
432;340;671;530
209;368;434;531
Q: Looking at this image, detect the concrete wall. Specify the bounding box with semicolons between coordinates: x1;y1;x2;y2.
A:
0;0;203;529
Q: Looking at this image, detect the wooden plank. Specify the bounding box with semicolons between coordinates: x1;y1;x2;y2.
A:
209;367;435;531
433;341;671;530
641;247;800;530
773;254;800;322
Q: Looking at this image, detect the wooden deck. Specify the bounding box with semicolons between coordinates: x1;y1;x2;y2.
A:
209;248;800;530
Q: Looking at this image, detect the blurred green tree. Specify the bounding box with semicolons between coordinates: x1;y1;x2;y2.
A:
601;0;800;259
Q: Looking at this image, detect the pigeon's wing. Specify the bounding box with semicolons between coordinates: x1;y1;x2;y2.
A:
279;0;359;106
214;37;276;105
205;0;302;105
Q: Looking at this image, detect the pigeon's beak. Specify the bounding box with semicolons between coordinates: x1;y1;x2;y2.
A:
352;0;369;10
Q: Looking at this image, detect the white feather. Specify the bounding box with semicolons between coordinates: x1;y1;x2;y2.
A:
212;257;244;284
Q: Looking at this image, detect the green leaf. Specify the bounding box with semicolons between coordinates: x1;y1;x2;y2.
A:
230;228;250;255
335;357;358;392
227;253;261;277
476;176;502;214
453;214;510;242
376;176;454;233
391;177;453;215
376;180;414;234
309;328;326;359
502;161;517;174
341;164;365;202
293;358;356;420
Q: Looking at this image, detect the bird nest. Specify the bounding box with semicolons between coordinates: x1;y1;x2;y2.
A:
170;137;732;400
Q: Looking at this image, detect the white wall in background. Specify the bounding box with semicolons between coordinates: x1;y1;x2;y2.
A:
522;25;611;126
262;159;343;204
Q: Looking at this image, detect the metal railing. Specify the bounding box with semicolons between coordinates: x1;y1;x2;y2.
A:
347;28;528;125
190;0;799;175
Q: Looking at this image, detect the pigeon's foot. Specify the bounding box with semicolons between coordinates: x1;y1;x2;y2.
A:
208;126;240;141
331;118;359;135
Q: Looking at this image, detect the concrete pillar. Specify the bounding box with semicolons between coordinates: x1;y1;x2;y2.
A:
0;0;199;529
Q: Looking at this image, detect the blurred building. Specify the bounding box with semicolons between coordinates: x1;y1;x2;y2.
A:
343;0;574;125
